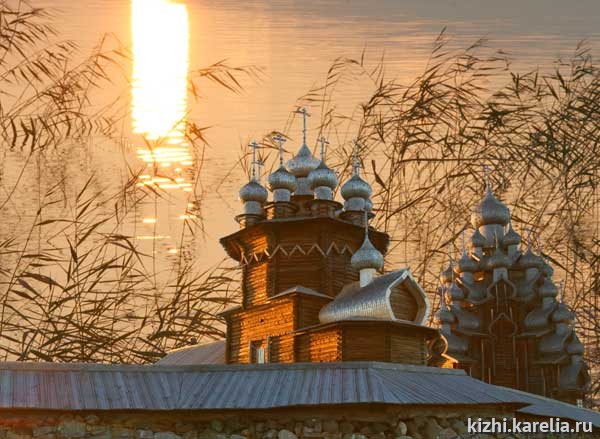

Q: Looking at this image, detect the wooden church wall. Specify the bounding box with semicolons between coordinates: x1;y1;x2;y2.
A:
269;333;295;363
227;300;295;363
389;284;418;321
341;327;427;365
243;262;268;307
296;329;341;362
389;333;427;365
295;296;330;328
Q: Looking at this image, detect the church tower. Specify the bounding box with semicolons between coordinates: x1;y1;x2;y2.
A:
437;172;590;404
220;111;436;365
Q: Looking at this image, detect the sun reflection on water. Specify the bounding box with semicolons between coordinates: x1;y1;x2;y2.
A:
131;0;196;257
132;0;189;146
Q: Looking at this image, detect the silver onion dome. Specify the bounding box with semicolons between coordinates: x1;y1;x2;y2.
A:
503;223;521;247
471;228;488;248
440;259;454;283
438;306;455;324
540;260;554;278
471;186;511;228
518;248;543;269
566;335;585;355
457;250;478;272
448;281;465;300
539;277;558;298
308;160;338;190
239;180;268;203
286;144;320;178
552;303;574;323
489;245;510;269
268;165;297;192
351;234;384;271
341;173;372;200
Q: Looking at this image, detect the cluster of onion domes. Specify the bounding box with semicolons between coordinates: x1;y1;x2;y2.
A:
238;112;374;222
286;143;321;196
436;176;590;396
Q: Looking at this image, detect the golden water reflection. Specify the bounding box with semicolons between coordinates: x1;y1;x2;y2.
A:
131;0;194;256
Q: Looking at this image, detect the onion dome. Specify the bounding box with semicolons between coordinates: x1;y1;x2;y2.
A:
471;186;511;228
351;233;384;271
448;281;465;300
341;173;372;200
308;161;338;191
438;306;456;324
539;277;558;298
457;250;478;273
518;247;543;269
566;335;585;356
540;260;554;278
503;223;521;247
552;303;574;323
286;144;320;178
471;228;488;248
489;245;510;269
268;165;297;192
239;180;268;203
440;259;454;283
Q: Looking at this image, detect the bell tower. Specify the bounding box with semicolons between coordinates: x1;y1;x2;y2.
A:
220;110;436;365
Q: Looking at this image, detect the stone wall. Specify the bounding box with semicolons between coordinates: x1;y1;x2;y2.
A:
0;410;595;439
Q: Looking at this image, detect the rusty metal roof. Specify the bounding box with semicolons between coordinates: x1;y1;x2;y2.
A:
0;361;598;427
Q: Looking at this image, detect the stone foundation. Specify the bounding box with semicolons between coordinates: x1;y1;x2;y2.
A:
0;411;596;439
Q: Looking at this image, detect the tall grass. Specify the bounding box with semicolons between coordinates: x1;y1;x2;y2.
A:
298;33;600;405
0;1;258;363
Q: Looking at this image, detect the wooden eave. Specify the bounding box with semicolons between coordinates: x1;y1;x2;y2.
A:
219;216;390;262
294;318;440;339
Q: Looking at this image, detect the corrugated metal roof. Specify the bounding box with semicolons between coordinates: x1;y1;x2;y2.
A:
0;361;516;410
0;361;598;427
156;341;226;366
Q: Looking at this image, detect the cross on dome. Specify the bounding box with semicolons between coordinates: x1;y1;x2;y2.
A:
249;140;260;181
294;107;311;146
273;134;287;165
483;164;492;192
256;159;265;183
318;135;329;161
353;140;362;175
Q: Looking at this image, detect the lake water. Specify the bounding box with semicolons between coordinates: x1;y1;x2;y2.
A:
29;0;600;265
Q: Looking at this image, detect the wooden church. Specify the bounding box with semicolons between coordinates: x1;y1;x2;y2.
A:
435;178;591;404
160;110;590;406
219;115;435;365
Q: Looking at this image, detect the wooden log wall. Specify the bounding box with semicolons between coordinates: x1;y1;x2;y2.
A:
342;327;387;362
296;329;341;362
341;326;428;365
389;284;418;321
388;333;427;365
243;261;269;307
274;253;322;294
227;300;295;364
269;333;295;363
295;296;330;328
